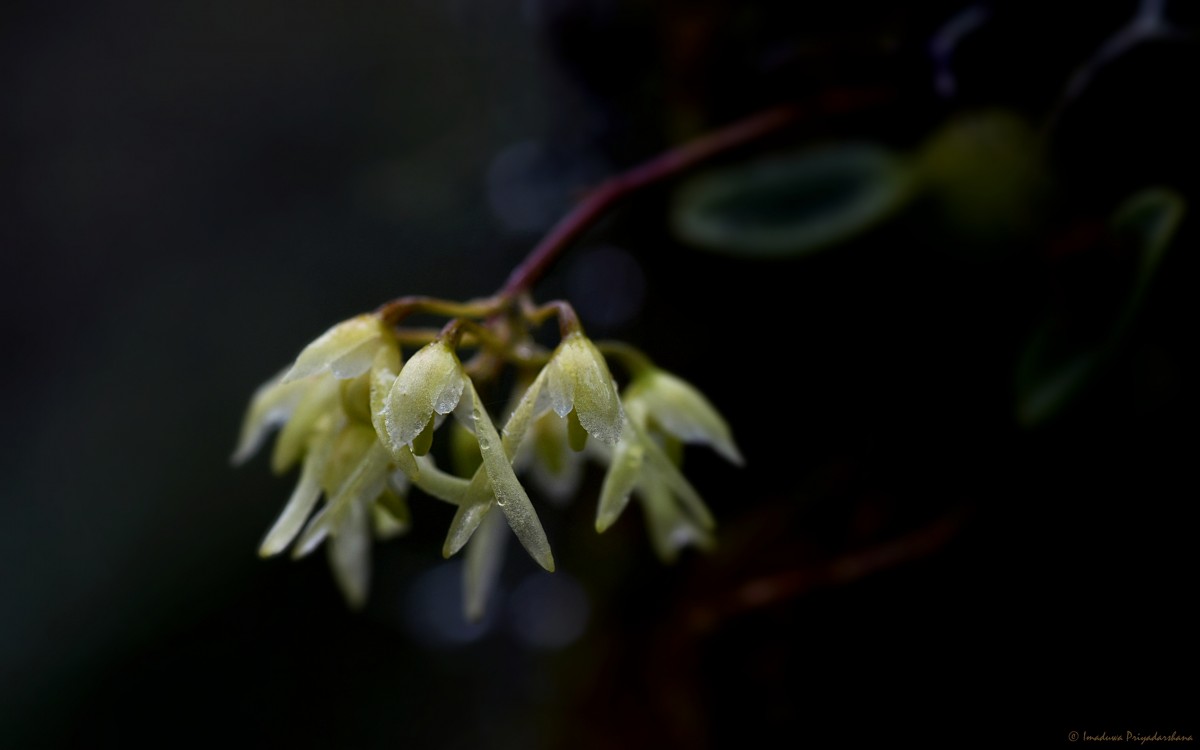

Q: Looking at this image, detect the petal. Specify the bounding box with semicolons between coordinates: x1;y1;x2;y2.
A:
324;439;391;524
636;420;715;530
595;427;644;533
463;506;507;622
639;473;715;563
529;412;584;504
294;430;388;560
551;333;623;444
442;479;494;558
370;344;419;478
258;421;338;557
284;314;387;382
500;367;547;453
270;375;339;474
292;505;333;559
383;340;464;448
231;368;309;466
327;498;371;609
465;378;554;572
441;371;548;557
632;370;744;465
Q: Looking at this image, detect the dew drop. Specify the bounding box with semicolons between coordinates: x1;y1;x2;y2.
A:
479;436;491;450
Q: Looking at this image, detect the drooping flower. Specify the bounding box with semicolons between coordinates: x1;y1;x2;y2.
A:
232;314;413;607
594;366;742;561
439;330;622;568
539;331;623;446
621;368;744;465
381;339;466;456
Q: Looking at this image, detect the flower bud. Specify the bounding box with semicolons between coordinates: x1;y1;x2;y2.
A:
382;339;465;449
543;332;623;445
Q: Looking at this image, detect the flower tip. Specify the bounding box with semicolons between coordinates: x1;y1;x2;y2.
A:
258;537;287;558
719;441;746;467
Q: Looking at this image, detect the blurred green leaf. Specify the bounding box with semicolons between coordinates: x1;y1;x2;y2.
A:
671;143;915;258
1113;187;1186;311
1015;187;1185;427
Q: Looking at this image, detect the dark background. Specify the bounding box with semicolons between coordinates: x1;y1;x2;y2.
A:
2;1;1197;747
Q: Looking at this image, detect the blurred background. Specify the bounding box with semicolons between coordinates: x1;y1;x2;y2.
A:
2;1;1197;747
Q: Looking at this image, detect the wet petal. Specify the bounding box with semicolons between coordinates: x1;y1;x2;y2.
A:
465;379;554;572
547;333;623;444
284;314;387;382
370;345;419;477
383;340;464;449
442;479;494;558
441;371;549;558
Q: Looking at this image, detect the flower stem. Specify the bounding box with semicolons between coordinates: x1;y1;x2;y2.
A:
377;295;504;325
496;89;891;299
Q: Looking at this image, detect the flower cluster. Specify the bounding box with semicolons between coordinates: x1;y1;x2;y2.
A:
234;304;742;618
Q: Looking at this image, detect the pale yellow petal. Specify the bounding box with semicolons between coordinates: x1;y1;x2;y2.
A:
270;375;339;474
327;498;371;609
639;473;715;563
465;379;554;572
258;422;337;557
635;420;715;530
595;428;643;533
231;369;308;466
463;507;507;622
632;370;744;465
283;314;387;382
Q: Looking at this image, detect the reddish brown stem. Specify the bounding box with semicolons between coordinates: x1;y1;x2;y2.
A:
497;89;891;299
